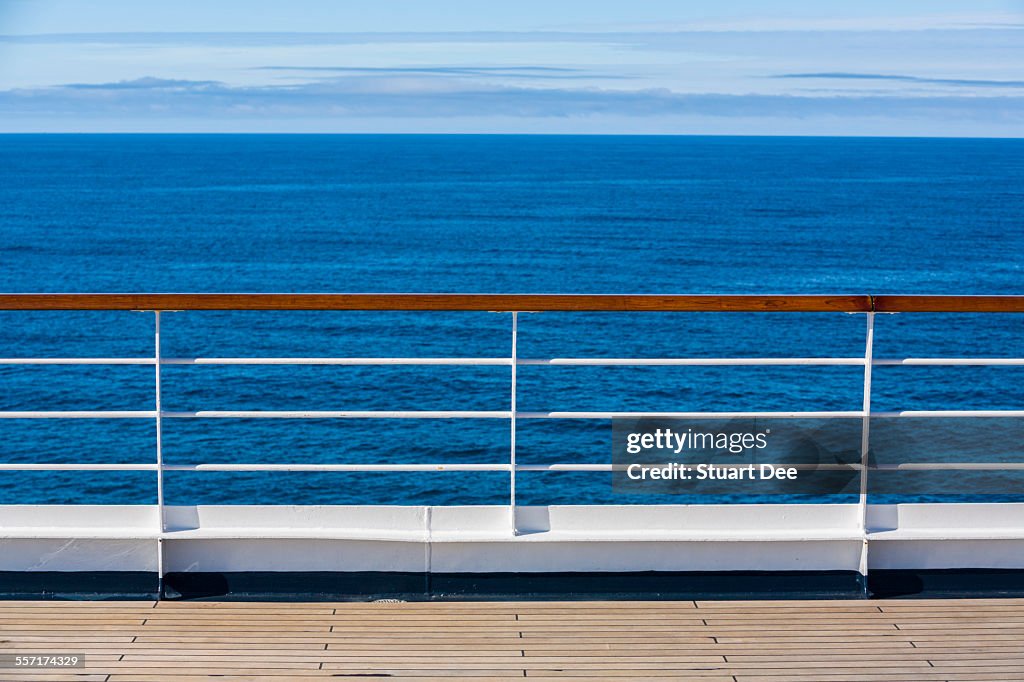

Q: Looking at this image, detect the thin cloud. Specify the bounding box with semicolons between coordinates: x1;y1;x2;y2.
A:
255;65;628;80
776;72;1024;88
257;66;577;73
2;77;1021;122
2;24;1020;48
63;77;224;90
0;31;597;46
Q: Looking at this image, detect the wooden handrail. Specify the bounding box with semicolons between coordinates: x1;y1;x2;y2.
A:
0;294;865;312
872;296;1024;313
0;294;1018;312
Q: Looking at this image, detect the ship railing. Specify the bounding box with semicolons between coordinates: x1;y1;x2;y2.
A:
0;294;1022;583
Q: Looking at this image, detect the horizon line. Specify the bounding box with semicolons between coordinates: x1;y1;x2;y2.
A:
0;131;1022;140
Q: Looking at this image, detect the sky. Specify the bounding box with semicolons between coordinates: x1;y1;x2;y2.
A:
0;0;1022;135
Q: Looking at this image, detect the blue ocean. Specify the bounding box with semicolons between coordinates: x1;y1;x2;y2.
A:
0;134;1022;505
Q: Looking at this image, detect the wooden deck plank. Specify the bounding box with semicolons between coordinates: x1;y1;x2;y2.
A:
103;675;733;679
0;676;109;681
0;598;1022;679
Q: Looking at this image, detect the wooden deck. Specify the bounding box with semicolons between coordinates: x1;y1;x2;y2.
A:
1;599;1023;681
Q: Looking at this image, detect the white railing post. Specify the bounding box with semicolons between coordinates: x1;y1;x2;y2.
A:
858;311;875;590
154;311;166;598
510;312;519;536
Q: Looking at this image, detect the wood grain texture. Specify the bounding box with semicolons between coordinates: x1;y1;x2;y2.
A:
0;293;872;312
0;293;1021;312
0;598;1022;680
873;295;1024;313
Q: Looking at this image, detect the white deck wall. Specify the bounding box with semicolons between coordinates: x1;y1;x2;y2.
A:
2;504;1024;573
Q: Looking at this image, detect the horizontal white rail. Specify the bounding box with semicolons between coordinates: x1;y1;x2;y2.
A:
516;411;866;419
3;410;1023;419
2;356;1024;366
162;410;512;419
10;461;1024;472
872;410;1024;418
0;463;158;471
163;357;513;366
873;463;1024;470
0;358;155;365
0;410;509;419
872;358;1024;366
517;463;863;472
516;357;867;366
165;463;511;472
0;411;157;418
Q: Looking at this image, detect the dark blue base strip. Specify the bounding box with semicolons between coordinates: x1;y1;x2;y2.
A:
868;569;1024;599
0;571;157;600
162;570;867;601
2;569;1023;601
164;571;429;601
427;570;866;601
